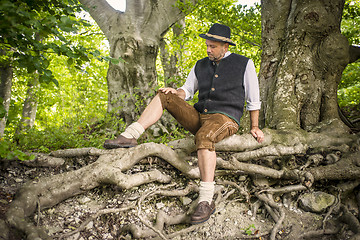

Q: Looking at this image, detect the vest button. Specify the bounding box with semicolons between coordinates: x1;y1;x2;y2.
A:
211;88;215;91
204;109;208;112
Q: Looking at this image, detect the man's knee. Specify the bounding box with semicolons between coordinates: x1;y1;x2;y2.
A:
157;90;173;110
195;131;215;151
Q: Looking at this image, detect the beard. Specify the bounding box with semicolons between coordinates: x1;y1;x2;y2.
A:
208;52;225;62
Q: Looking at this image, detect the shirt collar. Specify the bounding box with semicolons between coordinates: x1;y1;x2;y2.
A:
213;51;231;65
223;51;231;58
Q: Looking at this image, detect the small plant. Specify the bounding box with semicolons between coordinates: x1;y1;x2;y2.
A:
0;138;35;161
242;224;256;236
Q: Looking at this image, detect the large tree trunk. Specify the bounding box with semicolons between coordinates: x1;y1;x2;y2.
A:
79;0;196;124
0;49;13;137
18;74;40;131
159;19;185;88
259;0;350;131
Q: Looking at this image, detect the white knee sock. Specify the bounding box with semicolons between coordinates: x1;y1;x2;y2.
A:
198;181;215;204
120;122;145;139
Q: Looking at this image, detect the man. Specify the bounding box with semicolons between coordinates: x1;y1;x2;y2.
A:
104;23;264;224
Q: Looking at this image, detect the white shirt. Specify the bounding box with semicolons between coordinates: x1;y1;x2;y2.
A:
179;51;261;111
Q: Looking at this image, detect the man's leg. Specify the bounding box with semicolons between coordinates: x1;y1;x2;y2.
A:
197;149;216;204
137;94;163;129
197;149;216;182
190;149;216;224
191;113;239;224
104;92;200;149
104;94;165;149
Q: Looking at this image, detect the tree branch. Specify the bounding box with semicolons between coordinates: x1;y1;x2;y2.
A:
79;0;120;38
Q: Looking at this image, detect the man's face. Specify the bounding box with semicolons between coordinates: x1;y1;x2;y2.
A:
206;39;229;62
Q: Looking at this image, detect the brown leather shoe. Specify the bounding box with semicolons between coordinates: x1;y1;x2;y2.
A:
190;201;216;224
103;135;138;149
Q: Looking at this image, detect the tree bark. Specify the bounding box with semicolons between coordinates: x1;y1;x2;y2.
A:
0;49;13;137
79;0;196;124
18;74;40;131
160;19;185;88
259;0;349;131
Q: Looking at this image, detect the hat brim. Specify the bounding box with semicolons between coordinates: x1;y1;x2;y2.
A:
199;34;236;46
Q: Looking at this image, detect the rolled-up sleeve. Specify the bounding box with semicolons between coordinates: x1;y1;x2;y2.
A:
178;66;198;101
244;59;261;111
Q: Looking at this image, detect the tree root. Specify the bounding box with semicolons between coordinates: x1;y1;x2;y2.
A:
217;152;360;182
297;200;360;240
258;184;307;195
168;130;272;153
122;183;198;239
120;184;232;239
4;129;360;239
217;180;250;203
233;143;307;161
5;143;190;239
49;147;107;158
338;205;360;239
22;153;65;167
297;228;341;239
308;153;360;181
55;204;136;239
169;128;359;154
255;192;285;240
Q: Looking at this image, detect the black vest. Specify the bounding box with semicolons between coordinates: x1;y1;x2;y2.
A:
194;53;249;125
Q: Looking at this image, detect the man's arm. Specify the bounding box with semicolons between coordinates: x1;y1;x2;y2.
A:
176;88;186;100
249;110;264;143
244;60;264;143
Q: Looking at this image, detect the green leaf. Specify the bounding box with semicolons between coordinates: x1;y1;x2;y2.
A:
102;56;125;64
67;57;74;65
110;58;120;64
39;74;51;83
91;50;101;57
52;78;59;87
44;69;53;77
80;55;90;62
42;58;50;68
27;63;37;74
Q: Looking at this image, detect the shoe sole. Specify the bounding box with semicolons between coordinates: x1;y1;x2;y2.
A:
190;208;216;225
103;143;137;149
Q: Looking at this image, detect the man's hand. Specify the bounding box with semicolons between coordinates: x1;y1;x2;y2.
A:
250;126;264;143
159;87;186;100
249;110;264;143
159;87;177;94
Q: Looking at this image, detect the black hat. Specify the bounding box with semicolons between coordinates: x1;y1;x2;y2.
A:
199;23;236;46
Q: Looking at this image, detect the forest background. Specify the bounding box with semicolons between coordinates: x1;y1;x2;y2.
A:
0;0;359;162
1;0;360;239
